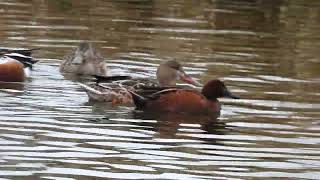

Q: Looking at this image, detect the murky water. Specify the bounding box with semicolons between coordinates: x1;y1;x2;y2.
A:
0;0;319;179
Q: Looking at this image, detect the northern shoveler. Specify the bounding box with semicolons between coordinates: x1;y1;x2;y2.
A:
0;48;38;82
129;79;239;115
60;42;108;76
78;60;202;104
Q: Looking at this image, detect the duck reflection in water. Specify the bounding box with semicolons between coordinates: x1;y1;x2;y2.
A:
0;81;25;94
132;111;227;140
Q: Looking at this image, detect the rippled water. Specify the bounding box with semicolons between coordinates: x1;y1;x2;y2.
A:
0;0;319;179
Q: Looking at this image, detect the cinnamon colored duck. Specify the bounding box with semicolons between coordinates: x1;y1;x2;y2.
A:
60;42;108;76
0;48;38;82
78;60;201;104
129;79;239;115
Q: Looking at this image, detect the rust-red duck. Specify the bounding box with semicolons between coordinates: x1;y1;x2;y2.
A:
129;79;239;115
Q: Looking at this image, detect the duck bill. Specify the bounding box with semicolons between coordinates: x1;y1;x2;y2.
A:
223;88;240;99
179;71;202;86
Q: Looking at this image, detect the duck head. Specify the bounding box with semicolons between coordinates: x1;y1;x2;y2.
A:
156;60;201;86
201;79;239;100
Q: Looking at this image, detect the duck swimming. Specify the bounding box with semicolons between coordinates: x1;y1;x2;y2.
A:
78;60;201;104
60;42;108;76
0;48;38;82
129;79;239;115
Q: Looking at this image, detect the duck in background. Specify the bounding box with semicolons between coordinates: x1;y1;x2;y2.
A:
129;79;239;115
60;42;108;76
78;60;202;104
0;48;38;82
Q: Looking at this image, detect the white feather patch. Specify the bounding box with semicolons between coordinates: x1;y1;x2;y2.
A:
24;67;31;78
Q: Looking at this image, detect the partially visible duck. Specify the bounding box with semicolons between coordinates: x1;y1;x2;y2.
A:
129;79;239;115
79;60;201;104
60;42;108;76
0;48;38;82
156;60;201;86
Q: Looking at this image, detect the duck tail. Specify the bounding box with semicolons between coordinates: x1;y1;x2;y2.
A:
78;83;109;101
94;75;132;84
78;83;101;94
128;90;147;109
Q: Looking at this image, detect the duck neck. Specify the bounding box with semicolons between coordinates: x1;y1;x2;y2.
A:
207;99;221;113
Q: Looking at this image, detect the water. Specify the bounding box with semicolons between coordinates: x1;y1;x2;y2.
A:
0;0;319;179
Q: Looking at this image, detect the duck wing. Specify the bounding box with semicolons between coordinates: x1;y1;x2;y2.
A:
94;75;132;83
129;87;181;109
0;48;39;57
0;48;39;69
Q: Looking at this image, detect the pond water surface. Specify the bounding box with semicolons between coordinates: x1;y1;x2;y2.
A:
0;0;319;179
